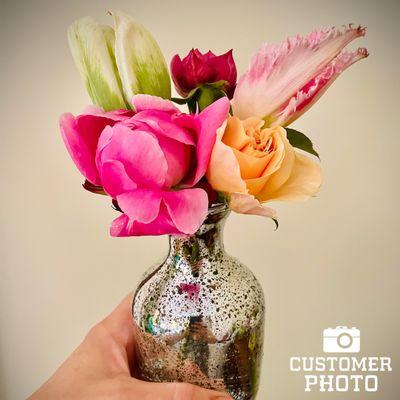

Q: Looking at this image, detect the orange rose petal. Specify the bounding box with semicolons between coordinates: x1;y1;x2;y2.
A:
232;148;273;179
206;124;247;193
259;127;287;175
245;174;271;196
258;151;323;202
242;116;264;131
256;130;295;200
222;116;251;150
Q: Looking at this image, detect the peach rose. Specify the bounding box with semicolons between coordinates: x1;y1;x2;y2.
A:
206;116;323;220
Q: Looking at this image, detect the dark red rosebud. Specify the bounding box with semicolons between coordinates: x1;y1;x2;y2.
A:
171;49;237;99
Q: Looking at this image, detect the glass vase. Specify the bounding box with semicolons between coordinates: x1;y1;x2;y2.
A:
132;204;265;400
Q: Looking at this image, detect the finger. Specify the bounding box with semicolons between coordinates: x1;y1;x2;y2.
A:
97;292;135;346
103;292;134;332
91;292;135;366
127;379;232;400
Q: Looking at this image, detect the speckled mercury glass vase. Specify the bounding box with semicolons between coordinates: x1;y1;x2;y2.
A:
132;204;265;400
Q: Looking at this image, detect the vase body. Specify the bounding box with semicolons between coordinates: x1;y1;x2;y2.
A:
132;205;265;400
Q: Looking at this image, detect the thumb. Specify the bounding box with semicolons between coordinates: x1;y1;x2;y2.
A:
126;378;232;400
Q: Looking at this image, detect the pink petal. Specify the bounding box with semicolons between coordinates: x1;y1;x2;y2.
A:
155;134;191;187
163;188;209;234
271;48;369;126
95;125;115;172
233;25;366;120
207;49;237;98
97;125;168;189
131;111;196;145
108;109;136;120
82;106;135;121
110;207;181;237
100;160;137;198
132;94;179;113
110;213;132;237
60;112;117;185
122;111;194;188
117;189;162;224
184;97;230;187
229;192;277;219
180;49;216;93
170;54;189;96
110;188;209;237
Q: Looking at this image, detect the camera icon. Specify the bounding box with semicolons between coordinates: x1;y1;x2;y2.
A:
323;326;360;353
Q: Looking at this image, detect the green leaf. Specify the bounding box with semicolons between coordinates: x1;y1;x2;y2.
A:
171;86;200;105
82;180;106;195
285;128;320;159
196;84;227;112
170;97;190;105
171;81;228;112
207;80;229;91
187;98;198;113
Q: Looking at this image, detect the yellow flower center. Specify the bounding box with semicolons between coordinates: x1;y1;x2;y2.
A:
243;125;277;157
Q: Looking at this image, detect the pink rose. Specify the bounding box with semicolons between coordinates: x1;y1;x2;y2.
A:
171;49;237;99
60;95;230;236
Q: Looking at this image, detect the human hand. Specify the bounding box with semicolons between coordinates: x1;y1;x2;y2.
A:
28;293;232;400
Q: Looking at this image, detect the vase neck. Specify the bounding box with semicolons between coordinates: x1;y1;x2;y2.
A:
168;204;229;262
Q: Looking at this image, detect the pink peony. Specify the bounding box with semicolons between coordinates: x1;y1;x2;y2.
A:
60;95;230;236
171;49;237;98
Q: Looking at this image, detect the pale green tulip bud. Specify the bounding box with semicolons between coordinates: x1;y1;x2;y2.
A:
68;17;129;111
111;10;171;101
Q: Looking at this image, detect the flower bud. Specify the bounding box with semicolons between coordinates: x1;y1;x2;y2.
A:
111;10;171;101
171;49;237;99
68;17;128;111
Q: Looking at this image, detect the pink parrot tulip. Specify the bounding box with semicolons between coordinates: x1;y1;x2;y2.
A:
233;24;368;126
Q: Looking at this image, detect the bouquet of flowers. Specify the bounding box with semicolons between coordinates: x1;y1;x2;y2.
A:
61;11;368;236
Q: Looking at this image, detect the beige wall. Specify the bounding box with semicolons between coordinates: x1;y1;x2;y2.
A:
1;0;399;398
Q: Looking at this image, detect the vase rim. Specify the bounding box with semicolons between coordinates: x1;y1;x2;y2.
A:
170;203;229;239
208;202;229;216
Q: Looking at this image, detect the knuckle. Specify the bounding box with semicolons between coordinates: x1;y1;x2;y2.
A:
84;324;100;343
84;320;108;343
